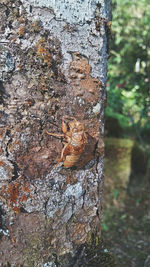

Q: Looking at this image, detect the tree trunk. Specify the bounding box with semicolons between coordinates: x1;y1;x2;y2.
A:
0;0;111;265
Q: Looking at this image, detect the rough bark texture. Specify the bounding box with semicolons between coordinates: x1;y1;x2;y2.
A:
0;0;111;265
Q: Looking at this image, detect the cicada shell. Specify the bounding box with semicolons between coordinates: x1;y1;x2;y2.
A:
46;116;87;168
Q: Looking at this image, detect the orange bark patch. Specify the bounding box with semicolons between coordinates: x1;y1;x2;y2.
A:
13;206;20;213
70;52;101;103
81;76;99;93
18;26;25;37
21;185;30;193
70;56;91;75
7;183;20;204
1;181;31;213
36;38;52;67
0;160;4;166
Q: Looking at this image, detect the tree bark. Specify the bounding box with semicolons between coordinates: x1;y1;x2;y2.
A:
0;0;111;265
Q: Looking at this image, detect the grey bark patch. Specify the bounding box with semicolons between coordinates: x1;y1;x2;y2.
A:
22;0;106;24
0;45;15;80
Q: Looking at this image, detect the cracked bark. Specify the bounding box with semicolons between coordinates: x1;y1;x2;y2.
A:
0;0;111;265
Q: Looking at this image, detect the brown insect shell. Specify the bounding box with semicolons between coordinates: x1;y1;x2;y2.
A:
63;154;81;168
68;119;84;132
71;131;86;147
63;119;87;168
68;120;86;146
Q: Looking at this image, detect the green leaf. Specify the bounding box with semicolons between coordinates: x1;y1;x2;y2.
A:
113;188;119;199
102;222;109;232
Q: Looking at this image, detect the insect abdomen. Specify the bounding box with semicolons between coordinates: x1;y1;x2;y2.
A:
63;154;81;168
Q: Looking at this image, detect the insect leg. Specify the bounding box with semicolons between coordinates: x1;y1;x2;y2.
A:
46;130;64;138
54;143;69;168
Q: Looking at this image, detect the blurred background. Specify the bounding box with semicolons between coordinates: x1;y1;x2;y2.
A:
102;0;150;266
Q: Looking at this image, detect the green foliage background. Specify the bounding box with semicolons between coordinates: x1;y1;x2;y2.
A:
106;0;150;144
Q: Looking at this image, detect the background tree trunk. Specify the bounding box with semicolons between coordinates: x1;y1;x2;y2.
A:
0;0;111;265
